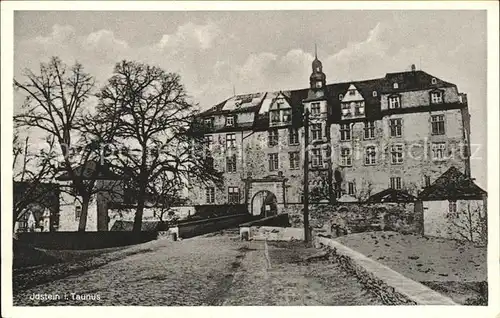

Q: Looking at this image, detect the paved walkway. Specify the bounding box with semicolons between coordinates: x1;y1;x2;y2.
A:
14;235;382;306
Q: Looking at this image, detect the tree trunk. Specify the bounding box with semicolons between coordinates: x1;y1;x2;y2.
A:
78;194;90;232
133;173;147;232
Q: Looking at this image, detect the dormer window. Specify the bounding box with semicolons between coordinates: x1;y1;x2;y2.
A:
388;95;401;109
431;78;437;84
204;118;214;129
226;116;235;127
341;103;351;117
339;94;343;100
311;102;321;115
372;91;377;97
430;91;443;104
270;110;280;123
393;83;399;89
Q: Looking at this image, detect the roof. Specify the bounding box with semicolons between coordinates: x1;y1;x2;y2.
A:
56;161;125;181
418;167;487;200
198;69;458;132
366;188;418;203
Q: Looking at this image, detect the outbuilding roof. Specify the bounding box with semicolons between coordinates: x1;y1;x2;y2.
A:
365;188;418;203
418;167;487;200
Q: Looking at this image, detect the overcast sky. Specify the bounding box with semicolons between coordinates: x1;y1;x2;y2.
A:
13;10;487;188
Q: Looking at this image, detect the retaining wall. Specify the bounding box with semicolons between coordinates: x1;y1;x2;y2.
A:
284;202;422;236
315;236;457;305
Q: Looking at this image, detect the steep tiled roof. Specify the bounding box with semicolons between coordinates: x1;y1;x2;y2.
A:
366;188;418;203
199;70;457;130
418;167;487;200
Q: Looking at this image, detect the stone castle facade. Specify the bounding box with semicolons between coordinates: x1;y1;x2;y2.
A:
190;54;471;216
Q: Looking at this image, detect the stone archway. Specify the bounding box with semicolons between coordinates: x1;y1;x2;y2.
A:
251;190;278;217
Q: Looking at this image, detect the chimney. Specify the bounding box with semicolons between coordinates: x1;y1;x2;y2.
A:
411;64;416;72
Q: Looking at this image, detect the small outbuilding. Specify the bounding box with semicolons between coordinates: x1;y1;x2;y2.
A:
418;167;487;244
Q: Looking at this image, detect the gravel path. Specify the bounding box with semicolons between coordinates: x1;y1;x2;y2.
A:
14;235;382;306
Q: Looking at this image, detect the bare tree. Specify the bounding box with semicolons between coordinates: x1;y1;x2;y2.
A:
448;200;486;244
97;60;223;231
13;57;109;231
12;131;59;231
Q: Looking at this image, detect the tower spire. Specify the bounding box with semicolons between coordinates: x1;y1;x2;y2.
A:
314;43;318;59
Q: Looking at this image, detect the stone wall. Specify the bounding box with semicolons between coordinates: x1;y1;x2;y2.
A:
284;202;422;236
326;245;417;305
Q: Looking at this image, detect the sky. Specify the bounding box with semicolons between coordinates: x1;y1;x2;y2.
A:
13;10;487;188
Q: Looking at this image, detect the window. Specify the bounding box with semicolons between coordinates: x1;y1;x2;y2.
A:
315;82;323;88
338;94;343;100
226;116;235;127
268;153;279;171
311;149;323;167
390;177;402;190
311;102;321;115
206;156;214;169
449;200;457;214
228;187;240;204
349;89;356;96
431;78;437;84
424;175;431;187
389;118;403;137
388;96;401;109
365;146;377;165
311;123;322;140
206;187;215;204
226;133;236;148
393;83;399;89
226;154;237;172
289;128;299;145
75;206;82;221
204;118;214;129
431;114;446;135
289;152;300;170
282;109;292;123
354;102;365;116
364;121;375;139
340;147;352;166
268;129;279;146
270;110;280;123
373;91;377;97
348;182;355;196
340;124;351;141
431;91;443;104
341;103;351;117
391;144;404;164
204;135;213;146
432;142;446;160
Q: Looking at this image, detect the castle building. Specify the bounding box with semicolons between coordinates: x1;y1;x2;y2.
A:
191;54;471;216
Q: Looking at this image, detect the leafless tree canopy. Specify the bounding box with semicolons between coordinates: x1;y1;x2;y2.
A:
96;60;223;231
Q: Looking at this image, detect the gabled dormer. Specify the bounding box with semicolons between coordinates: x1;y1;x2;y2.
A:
340;84;365;119
269;92;292;126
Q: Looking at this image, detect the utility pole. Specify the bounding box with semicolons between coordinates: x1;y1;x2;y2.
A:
303;108;310;243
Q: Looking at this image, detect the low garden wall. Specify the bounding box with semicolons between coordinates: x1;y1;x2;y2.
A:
283;202;422;236
177;213;254;239
16;231;159;250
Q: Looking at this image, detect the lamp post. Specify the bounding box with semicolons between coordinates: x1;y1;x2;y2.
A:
303;108;310;243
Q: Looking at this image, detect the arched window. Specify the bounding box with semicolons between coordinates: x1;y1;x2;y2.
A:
393;83;399;89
